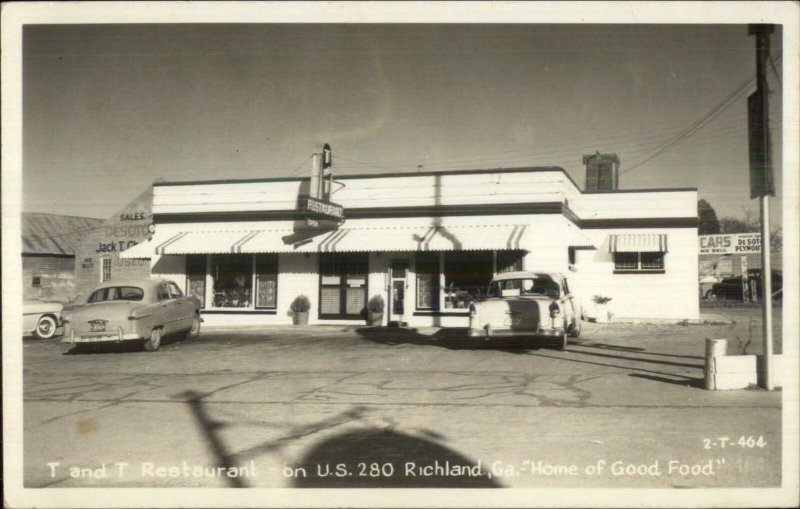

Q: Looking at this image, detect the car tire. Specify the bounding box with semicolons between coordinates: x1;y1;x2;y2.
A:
568;318;582;338
34;315;58;340
144;327;161;352
705;289;716;300
186;315;201;338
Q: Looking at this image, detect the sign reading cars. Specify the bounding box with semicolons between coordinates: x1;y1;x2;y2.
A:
699;233;761;255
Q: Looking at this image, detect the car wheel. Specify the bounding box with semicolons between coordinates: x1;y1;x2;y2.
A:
144;327;161;352
568;318;582;338
186;315;201;338
34;315;58;340
705;289;716;300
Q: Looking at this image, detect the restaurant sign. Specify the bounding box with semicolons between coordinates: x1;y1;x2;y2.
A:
297;195;344;222
699;233;761;255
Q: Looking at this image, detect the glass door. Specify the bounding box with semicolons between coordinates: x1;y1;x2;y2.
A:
389;260;409;325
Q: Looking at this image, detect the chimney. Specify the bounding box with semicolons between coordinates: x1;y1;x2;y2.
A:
582;152;620;192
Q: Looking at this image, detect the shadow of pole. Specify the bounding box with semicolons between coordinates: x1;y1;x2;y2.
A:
183;390;247;488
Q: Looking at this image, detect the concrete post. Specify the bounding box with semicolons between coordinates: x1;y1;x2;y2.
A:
705;338;728;390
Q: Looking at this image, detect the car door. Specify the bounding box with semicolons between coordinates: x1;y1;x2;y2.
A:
155;283;176;334
167;281;193;331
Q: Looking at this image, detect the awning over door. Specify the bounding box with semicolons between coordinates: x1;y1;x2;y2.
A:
608;233;668;253
122;224;536;257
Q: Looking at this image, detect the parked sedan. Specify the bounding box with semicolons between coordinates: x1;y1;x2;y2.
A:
62;279;201;352
23;300;63;339
467;271;582;350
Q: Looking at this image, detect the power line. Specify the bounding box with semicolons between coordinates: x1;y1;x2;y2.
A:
621;53;783;177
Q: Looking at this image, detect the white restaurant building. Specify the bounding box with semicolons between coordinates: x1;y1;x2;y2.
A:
122;166;699;326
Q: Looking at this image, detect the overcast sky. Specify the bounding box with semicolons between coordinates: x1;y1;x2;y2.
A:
22;23;783;223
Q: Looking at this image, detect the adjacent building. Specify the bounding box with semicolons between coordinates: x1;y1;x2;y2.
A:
22;213;104;302
122;166;699;326
72;186;154;301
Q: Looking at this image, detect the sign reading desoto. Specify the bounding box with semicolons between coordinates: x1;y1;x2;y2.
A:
699;233;761;254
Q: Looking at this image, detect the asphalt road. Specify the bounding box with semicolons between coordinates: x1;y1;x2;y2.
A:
22;308;782;489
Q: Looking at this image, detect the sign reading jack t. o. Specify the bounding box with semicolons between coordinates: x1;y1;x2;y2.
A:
699;233;761;255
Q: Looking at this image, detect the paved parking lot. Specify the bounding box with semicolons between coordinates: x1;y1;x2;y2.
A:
21;307;782;489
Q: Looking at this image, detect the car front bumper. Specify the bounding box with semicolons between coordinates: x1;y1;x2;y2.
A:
61;327;143;344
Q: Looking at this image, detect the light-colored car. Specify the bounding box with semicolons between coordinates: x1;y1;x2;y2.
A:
23;300;64;339
62;279;202;352
468;271;582;350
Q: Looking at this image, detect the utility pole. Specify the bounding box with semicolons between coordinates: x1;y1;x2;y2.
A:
748;24;775;390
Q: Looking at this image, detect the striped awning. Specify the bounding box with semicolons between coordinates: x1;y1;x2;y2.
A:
608;233;668;253
121;225;533;257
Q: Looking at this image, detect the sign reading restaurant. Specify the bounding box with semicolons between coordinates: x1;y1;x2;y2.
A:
297;195;344;221
699;233;761;255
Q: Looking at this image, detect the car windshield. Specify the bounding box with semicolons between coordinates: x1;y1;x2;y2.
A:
488;276;560;298
88;286;144;303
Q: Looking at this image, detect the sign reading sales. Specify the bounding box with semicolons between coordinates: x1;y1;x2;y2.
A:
699;233;761;255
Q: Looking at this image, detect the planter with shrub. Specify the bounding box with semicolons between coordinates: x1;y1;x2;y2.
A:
367;295;385;326
591;295;613;323
290;295;311;325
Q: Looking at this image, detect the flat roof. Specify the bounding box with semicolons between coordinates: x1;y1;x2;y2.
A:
152;165;697;195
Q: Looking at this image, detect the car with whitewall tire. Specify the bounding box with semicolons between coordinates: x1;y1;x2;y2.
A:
61;279;202;352
468;271;582;350
23;300;64;340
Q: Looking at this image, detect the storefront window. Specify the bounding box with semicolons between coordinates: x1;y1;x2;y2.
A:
185;255;206;308
443;250;493;308
256;254;278;309
319;253;368;317
416;252;440;310
212;254;252;308
496;249;525;273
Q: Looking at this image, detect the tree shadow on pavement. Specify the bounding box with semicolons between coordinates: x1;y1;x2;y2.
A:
292;427;500;488
180;389;497;488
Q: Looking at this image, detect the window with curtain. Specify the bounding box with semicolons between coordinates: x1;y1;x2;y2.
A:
255;254;278;309
185;255;207;308
416;252;440;310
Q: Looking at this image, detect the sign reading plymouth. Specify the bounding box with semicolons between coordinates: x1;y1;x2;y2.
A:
699;233;761;255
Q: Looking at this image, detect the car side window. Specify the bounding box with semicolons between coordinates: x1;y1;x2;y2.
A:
168;282;183;298
157;284;171;301
89;288;108;303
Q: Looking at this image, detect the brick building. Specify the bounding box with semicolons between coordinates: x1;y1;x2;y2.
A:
22;213;104;302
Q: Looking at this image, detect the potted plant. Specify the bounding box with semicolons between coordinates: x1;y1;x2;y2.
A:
592;295;613;324
367;295;385;326
290;295;311;325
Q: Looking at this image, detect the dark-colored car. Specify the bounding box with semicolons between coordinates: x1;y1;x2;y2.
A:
707;269;782;301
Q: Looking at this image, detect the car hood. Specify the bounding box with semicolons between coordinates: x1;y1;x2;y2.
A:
23;301;63;314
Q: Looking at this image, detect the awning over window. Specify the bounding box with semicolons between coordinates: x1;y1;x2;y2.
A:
122;224;536;257
608;233;668;253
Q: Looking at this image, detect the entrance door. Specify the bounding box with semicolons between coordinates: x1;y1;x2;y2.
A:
388;260;409;325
